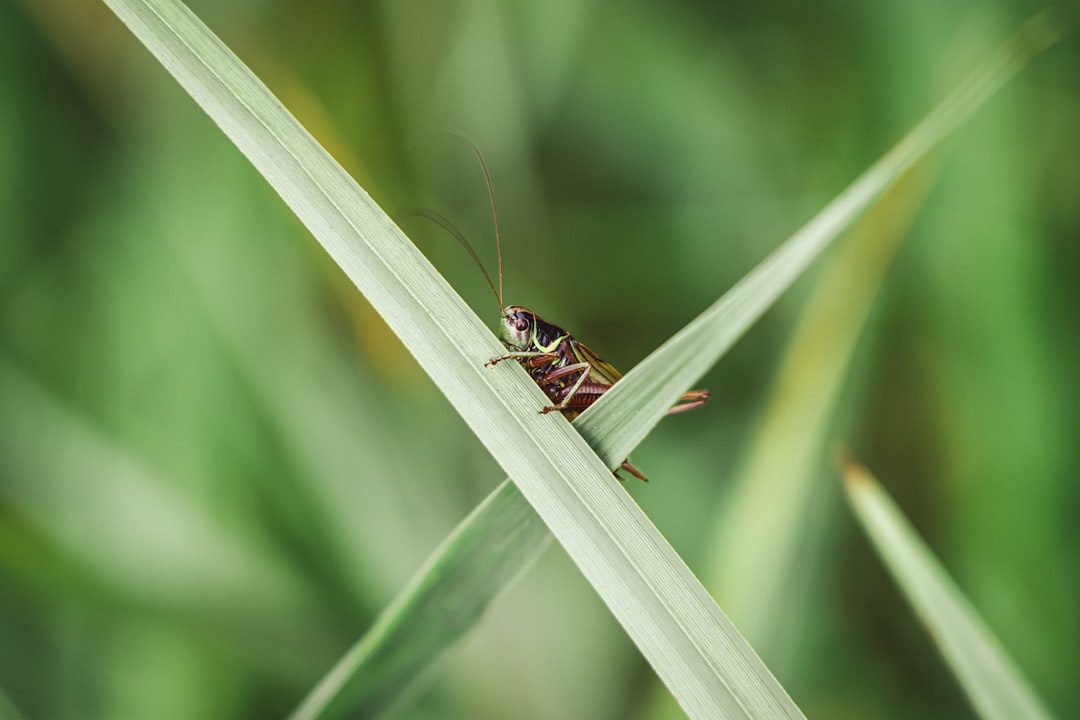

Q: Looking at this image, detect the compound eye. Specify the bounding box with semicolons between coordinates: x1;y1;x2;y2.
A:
514;314;531;333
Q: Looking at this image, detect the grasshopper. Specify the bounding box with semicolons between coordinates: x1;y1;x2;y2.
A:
485;305;709;481
417;141;709;481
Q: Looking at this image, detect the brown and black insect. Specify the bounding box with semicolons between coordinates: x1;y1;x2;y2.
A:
417;142;708;481
485;305;708;481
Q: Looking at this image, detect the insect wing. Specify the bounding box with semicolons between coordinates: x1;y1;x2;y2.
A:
569;339;623;385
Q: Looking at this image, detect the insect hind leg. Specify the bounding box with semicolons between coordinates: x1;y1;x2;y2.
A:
538;362;593;414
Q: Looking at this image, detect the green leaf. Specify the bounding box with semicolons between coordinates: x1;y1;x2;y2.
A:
302;11;1054;716
576;11;1061;456
842;457;1057;720
701;165;936;654
100;0;1058;718
101;1;800;717
292;481;551;719
300;15;1057;719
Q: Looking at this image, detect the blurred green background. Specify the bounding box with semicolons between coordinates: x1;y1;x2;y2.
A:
2;0;1078;718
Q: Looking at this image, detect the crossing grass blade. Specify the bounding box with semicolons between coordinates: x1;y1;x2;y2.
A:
102;1;801;717
290;482;553;720
574;11;1061;458
293;14;1058;718
701;165;936;651
100;1;1058;717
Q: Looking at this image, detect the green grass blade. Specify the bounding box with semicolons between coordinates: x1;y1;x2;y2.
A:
575;11;1061;460
290;13;1058;719
102;1;801;717
291;481;548;719
295;15;1054;716
702;166;935;649
842;458;1058;720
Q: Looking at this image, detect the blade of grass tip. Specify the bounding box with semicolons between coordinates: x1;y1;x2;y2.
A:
841;455;1058;720
102;1;801;718
702;165;936;652
290;12;1060;719
576;10;1063;462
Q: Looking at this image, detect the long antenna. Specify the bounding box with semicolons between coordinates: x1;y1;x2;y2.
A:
438;130;503;308
466;143;504;309
408;130;507;311
403;207;501;310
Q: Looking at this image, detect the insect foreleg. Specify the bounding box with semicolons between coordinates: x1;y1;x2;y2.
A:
485;351;559;368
